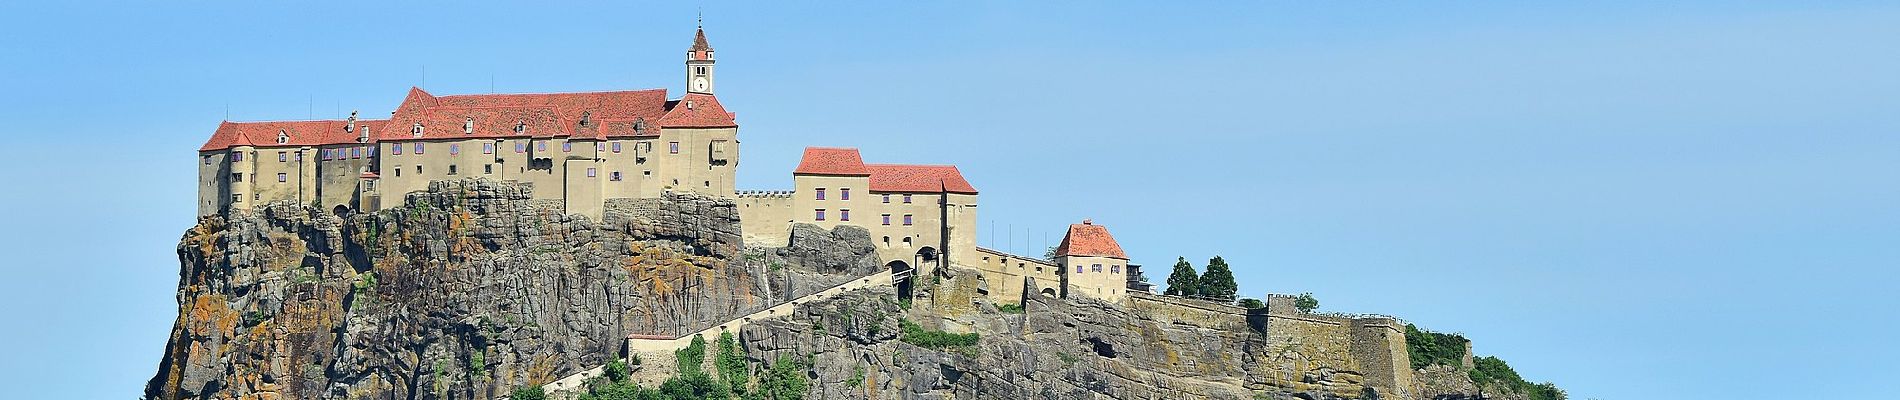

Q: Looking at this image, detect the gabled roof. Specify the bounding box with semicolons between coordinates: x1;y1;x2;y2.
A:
658;93;737;128
1055;220;1127;259
794;147;869;176
199;119;384;151
865;164;978;194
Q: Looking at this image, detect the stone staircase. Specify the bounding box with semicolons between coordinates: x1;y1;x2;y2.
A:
537;269;900;397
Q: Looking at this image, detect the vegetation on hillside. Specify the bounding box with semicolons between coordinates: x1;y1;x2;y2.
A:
1407;324;1565;400
1293;293;1319;313
898;319;979;350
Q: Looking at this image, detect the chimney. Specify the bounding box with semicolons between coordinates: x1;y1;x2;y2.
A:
1083;219;1093;225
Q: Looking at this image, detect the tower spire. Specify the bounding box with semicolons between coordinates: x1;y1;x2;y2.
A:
686;18;716;93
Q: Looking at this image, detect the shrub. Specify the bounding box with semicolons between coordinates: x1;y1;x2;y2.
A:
1237;298;1266;309
509;386;546;400
754;354;810;400
996;303;1024;314
604;359;630;383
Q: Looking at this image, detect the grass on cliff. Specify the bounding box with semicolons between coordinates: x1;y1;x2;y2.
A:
898;319;979;350
561;350;811;400
1408;324;1566;400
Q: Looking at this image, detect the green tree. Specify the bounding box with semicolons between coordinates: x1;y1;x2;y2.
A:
1294;292;1319;313
1043;246;1058;262
1237;298;1265;309
676;334;707;375
1162;257;1200;297
715;331;749;393
1199;256;1238;301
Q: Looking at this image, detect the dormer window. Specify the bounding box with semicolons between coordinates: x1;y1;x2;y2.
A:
276;130;288;144
632;118;647;133
514;120;527;134
463;117;474;134
579;111;591;127
411;123;424;138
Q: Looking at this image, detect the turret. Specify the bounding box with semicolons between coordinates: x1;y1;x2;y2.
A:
686;25;715;93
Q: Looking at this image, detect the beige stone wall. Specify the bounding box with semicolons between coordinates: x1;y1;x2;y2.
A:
1058;254;1133;302
769;174;980;275
650;127;737;197
197;151;231;216
316;144;372;209
377;138;602;210
736;191;795;246
971;247;1061;304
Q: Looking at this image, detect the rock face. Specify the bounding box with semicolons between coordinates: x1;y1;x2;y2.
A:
738;267;1386;400
146;178;1508;400
143;179;873;400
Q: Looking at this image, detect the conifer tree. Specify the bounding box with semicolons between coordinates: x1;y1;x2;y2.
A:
1163;257;1200;297
1200;256;1238;301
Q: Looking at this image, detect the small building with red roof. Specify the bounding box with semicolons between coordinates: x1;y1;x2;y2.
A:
1054;219;1139;302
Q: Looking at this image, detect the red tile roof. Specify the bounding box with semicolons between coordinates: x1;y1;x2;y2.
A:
199;119;384;151
793;147;869;176
204;86;734;150
865;164;978;194
1055;220;1127;259
658;93;737;128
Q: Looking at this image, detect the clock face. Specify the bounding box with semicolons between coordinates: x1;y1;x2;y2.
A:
692;77;708;91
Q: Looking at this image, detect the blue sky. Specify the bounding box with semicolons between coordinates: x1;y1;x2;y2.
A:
2;2;1896;399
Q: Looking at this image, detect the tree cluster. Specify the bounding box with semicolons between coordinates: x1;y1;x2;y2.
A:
515;332;813;400
1162;256;1240;302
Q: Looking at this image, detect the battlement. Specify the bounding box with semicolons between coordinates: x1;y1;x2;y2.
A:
736;189;794;198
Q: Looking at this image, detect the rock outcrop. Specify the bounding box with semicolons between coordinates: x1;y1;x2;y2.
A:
143;179;873;400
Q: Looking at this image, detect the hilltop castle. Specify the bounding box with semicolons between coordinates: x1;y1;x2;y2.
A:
195;27;1149;305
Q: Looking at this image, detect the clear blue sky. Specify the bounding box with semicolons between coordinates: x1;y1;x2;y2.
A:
2;2;1895;399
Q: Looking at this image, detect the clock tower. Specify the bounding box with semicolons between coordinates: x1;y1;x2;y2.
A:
686;25;715;94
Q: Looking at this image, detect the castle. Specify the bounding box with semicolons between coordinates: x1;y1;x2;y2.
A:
195;26;1151;306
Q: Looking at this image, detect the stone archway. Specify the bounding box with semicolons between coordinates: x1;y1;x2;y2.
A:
887;260;914;300
1040;288;1057;297
332;204;350;217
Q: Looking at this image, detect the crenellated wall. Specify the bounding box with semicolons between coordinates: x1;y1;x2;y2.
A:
1128;292;1417;399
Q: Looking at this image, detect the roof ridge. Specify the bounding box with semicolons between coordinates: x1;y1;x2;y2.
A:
436;88;666;98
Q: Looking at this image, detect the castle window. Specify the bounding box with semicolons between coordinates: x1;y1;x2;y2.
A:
815;188;826;200
903;194;912;204
231;152;244;162
390;144;400;155
368;146;376;157
415;143;425;154
483;143;494;154
394;167;401;177
537;142;547;151
351;148;361;158
611;171;622;181
815;209;826;221
278;152;287;162
277;131;288;144
841;188;851;201
203;155;211;165
1111;265;1121;274
516;142;526;153
882;194;890;203
277;173;287;182
295;151;303;161
416;165;422;174
484;164;493;174
586;168;596;177
1092;264;1103;273
450;144;460;155
613;142;622;153
669;141;680;154
840;209;850;221
882;214;891;226
448;165;458;175
563;142;572;152
1076;265;1083;274
903;237;912;247
903;214;913;226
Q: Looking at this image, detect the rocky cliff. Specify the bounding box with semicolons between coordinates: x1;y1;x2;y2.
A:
143;180;875;400
146;178;1516;400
